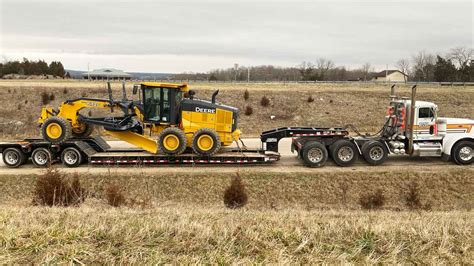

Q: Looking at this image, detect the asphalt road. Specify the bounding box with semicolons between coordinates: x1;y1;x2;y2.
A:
0;138;470;175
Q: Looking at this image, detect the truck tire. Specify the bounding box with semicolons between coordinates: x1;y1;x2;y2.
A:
61;147;83;168
72;123;94;138
41;117;72;144
158;127;187;155
32;147;52;168
301;141;328;168
452;141;474;165
330;139;359;167
2;147;26;168
192;128;221;156
362;140;388;166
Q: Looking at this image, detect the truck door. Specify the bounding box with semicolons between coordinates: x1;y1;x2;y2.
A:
415;107;436;139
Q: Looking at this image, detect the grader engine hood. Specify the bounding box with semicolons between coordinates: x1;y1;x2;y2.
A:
180;99;239;132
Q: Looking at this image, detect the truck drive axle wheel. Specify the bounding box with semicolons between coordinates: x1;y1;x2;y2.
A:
301;141;328;168
2;147;26;168
158;127;187;155
362;141;388;166
32;148;53;167
330;139;359;167
192;128;221;156
41;117;72;144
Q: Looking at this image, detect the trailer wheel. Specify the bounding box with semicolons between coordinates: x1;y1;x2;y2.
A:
330;139;359;167
32;148;52;168
192;128;221;156
2;148;26;168
362;141;388;166
158;127;187;155
61;147;82;168
41;117;72;144
452;141;473;165
301;141;328;168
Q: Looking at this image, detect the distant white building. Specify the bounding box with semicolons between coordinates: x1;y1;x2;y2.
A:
372;70;407;82
82;68;131;80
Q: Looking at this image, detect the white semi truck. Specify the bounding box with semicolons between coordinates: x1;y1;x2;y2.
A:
287;85;474;167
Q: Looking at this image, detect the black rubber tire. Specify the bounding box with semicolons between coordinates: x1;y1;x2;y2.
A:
192;128;221;156
330;139;359;167
72;123;94;138
61;147;83;168
452;141;474;165
2;147;26;168
301;141;328;168
157;127;187;155
362;140;388;166
31;148;52;168
41;117;72;144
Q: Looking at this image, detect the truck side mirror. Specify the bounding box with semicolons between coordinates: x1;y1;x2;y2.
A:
133;85;139;95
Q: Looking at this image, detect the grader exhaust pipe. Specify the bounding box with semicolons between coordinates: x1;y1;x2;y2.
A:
408;85;417;155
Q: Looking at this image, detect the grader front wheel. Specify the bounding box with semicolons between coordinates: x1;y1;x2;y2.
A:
41;117;72;144
72;123;94;138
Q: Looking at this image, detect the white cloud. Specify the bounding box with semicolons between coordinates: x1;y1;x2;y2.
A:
1;0;472;72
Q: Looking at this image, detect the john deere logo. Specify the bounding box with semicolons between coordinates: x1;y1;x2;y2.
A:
195;107;216;114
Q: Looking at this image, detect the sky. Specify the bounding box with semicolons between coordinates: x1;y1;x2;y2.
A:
0;0;472;73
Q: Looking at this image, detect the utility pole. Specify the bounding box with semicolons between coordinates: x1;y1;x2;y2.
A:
87;63;90;81
247;67;250;83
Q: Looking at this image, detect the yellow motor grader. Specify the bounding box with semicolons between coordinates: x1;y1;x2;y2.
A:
38;82;241;156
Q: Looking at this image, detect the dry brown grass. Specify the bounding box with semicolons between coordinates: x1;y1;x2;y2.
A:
1;168;472;211
1;80;472;138
0;206;471;264
0;166;472;263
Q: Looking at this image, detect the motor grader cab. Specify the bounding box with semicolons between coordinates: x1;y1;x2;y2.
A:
38;82;241;156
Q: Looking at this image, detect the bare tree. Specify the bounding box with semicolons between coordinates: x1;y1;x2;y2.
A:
361;62;372;81
396;58;410;82
297;61;315;80
449;46;473;68
411;51;435;81
315;58;335;80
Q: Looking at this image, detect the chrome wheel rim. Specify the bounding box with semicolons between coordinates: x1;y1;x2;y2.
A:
308;148;323;163
459;146;473;161
34;150;49;165
64;150;78;165
5;151;19;165
369;146;384;161
338;146;354;162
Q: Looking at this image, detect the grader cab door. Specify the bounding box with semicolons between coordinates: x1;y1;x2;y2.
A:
141;85;182;125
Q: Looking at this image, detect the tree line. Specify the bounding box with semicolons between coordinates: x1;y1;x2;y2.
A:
0;58;67;78
173;46;473;82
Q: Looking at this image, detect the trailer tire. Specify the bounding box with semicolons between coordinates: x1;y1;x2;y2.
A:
192;128;221;156
41;117;72;144
301;141;328;168
2;147;26;168
32;148;52;168
61;147;82;168
158;127;187;155
362;141;388;166
330;139;359;167
452;141;474;165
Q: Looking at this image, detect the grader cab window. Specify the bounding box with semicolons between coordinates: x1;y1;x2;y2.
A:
142;86;182;124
